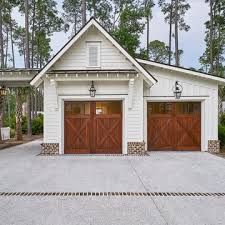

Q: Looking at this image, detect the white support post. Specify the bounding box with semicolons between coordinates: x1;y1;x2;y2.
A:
50;79;59;110
128;78;135;109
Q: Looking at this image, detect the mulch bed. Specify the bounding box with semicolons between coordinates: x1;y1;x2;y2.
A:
0;134;43;150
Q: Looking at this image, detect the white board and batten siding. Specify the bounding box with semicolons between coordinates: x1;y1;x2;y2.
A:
142;65;219;151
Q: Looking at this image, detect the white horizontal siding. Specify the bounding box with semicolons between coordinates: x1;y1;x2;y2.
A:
53;28;133;71
57;81;128;96
143;65;219;151
127;78;144;141
43;79;60;143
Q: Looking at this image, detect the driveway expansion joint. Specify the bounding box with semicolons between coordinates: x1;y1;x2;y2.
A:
0;192;225;197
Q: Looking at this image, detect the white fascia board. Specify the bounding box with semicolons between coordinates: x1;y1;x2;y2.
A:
137;58;225;85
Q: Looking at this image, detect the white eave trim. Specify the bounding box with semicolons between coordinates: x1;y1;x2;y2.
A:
137;58;225;85
30;18;157;87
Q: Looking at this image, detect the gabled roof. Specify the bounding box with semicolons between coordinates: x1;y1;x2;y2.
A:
30;17;157;87
137;58;225;85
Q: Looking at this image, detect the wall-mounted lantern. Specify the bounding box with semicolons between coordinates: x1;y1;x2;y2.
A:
173;81;183;99
0;85;7;97
89;81;96;97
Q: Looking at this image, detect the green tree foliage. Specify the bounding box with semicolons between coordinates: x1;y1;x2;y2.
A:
111;1;146;56
62;0;82;35
13;0;63;68
0;0;19;68
200;0;225;76
139;40;173;63
158;0;190;65
62;0;147;56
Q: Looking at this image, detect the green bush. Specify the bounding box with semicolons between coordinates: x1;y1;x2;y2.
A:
219;125;225;147
32;114;43;135
3;116;16;129
220;114;225;127
10;129;15;138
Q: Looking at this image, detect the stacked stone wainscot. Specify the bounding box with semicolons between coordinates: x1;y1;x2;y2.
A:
41;143;59;155
127;142;146;155
208;140;220;153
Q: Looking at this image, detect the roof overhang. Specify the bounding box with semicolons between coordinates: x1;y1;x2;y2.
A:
137;58;225;85
30;18;157;87
0;69;39;87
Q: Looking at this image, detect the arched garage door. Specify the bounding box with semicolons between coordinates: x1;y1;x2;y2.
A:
148;102;201;151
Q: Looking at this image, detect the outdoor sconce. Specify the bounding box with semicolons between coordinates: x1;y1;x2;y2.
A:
89;81;96;97
0;85;7;97
173;81;183;99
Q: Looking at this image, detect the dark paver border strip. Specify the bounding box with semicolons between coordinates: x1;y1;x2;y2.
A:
0;192;225;197
37;154;150;157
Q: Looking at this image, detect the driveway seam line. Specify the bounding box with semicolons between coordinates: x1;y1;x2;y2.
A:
126;157;169;225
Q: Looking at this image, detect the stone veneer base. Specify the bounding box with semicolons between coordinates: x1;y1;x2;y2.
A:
208;140;220;153
127;142;146;155
41;143;59;155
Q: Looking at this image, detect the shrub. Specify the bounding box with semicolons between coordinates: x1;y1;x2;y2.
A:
220;114;225;127
3;116;16;129
219;125;225;147
32;114;43;135
10;129;15;138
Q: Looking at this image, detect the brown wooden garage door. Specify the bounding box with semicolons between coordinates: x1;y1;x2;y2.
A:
64;101;122;154
148;102;201;151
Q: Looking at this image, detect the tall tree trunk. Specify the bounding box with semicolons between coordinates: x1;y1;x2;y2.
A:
209;0;213;73
168;2;173;65
16;89;23;141
4;28;9;67
0;6;4;68
27;92;32;136
25;0;32;137
146;16;150;59
93;0;96;18
34;88;37;117
0;96;3;143
10;20;15;68
31;0;36;68
174;0;179;66
82;0;87;26
25;0;30;68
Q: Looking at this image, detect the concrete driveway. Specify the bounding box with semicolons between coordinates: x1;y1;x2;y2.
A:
0;140;225;225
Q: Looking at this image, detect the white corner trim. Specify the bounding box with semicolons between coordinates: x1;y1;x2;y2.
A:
128;78;135;109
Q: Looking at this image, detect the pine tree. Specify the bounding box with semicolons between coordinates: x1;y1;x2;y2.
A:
158;0;190;65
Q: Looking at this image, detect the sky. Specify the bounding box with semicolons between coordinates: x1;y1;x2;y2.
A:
12;0;209;69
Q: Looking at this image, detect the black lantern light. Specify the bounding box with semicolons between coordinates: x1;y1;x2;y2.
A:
173;81;183;99
89;81;96;97
0;85;7;97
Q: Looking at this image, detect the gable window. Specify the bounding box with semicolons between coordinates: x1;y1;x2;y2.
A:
86;42;101;67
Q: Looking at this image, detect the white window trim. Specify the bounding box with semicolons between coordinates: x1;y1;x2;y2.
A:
86;42;101;68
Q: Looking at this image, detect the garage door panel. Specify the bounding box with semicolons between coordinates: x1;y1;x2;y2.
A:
64;101;122;154
148;116;174;150
64;117;91;154
148;102;201;151
175;116;201;150
94;116;122;154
